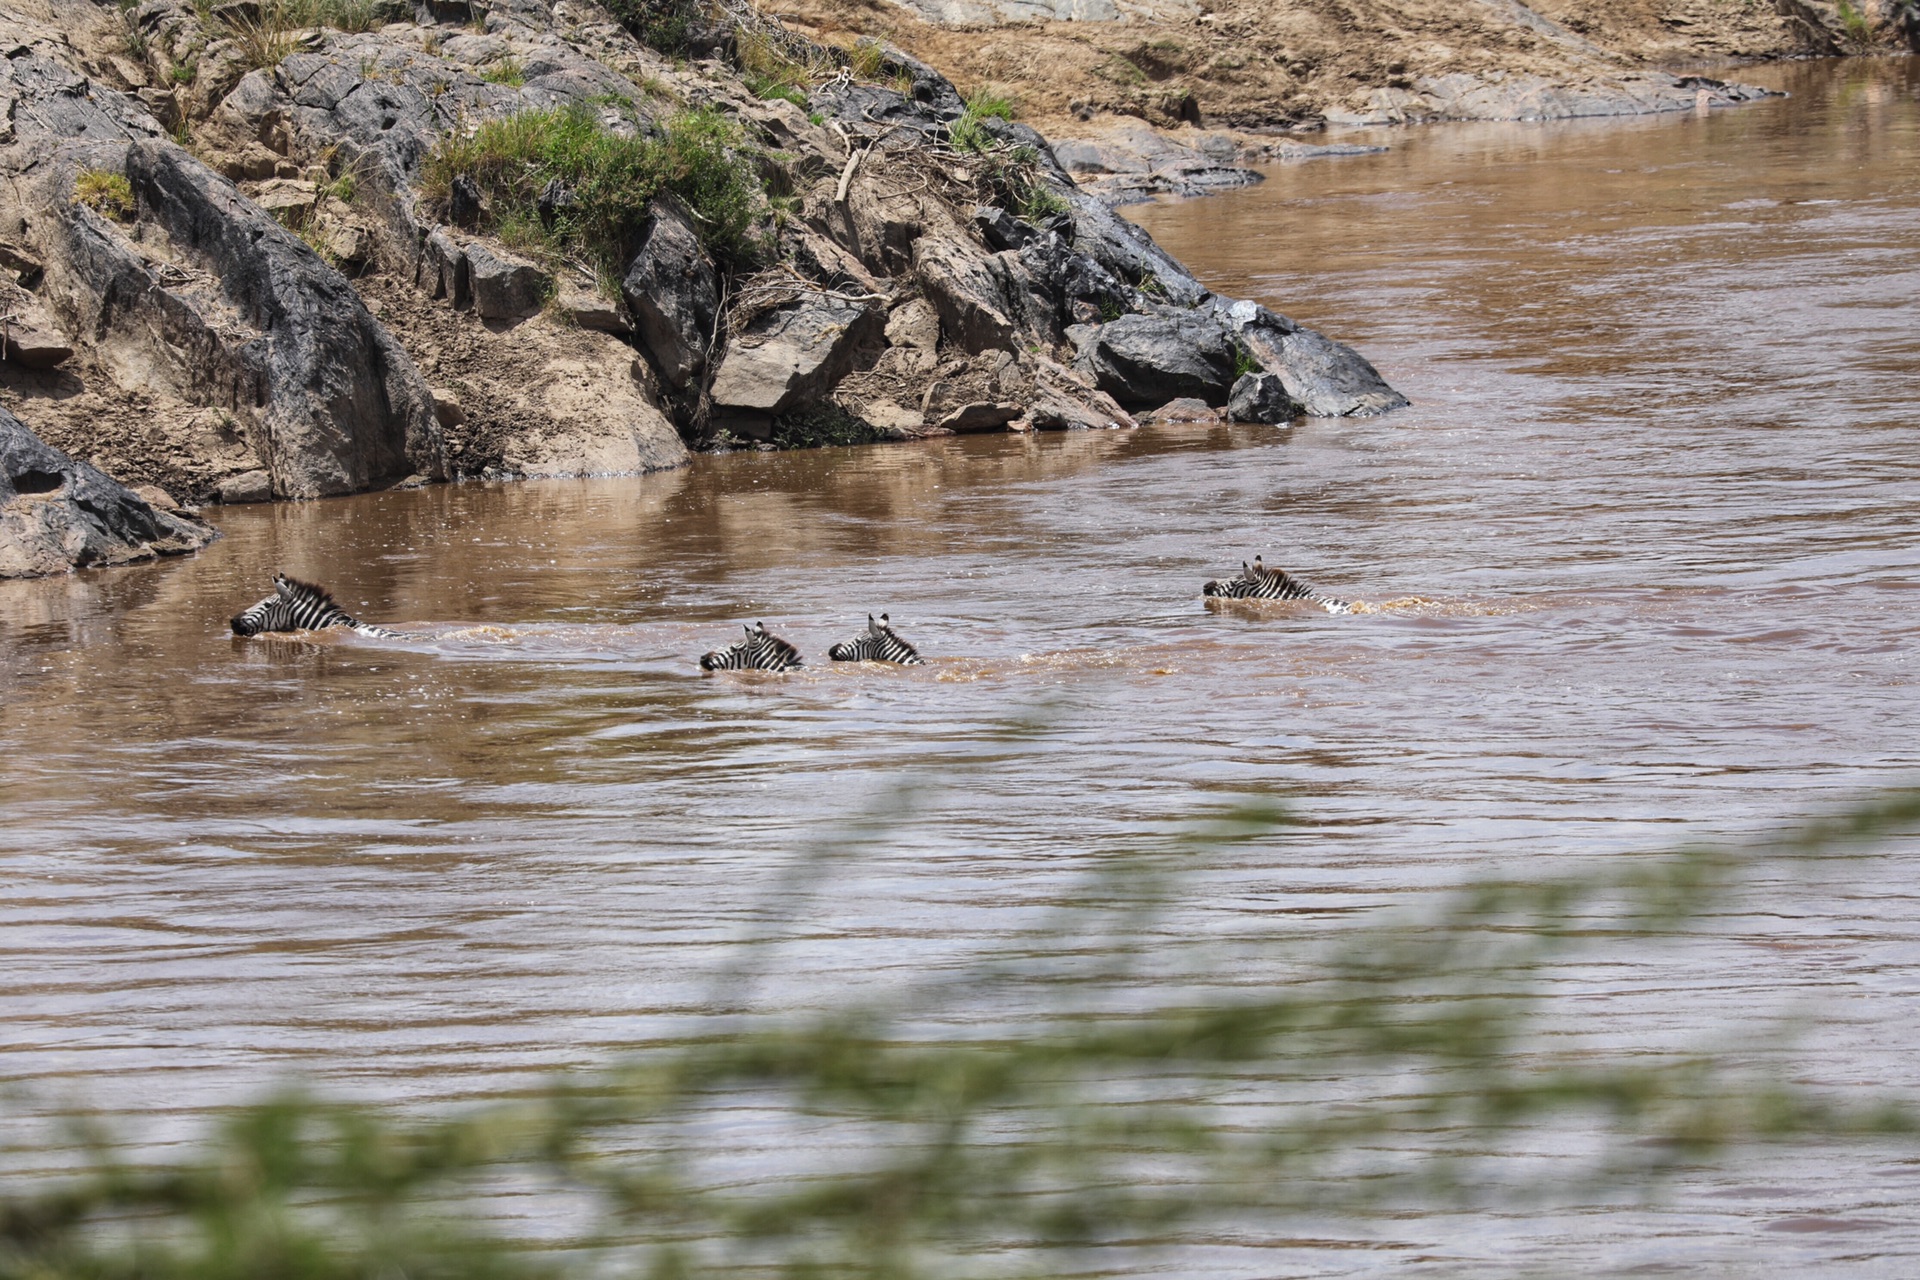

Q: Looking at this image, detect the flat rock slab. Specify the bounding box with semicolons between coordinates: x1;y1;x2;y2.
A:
710;295;883;417
1;403;216;578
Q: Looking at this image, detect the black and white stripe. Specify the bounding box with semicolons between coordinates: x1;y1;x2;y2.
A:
229;574;400;637
1202;556;1351;614
827;614;924;665
699;622;804;672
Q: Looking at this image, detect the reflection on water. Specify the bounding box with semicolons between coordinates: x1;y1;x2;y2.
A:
3;56;1920;1277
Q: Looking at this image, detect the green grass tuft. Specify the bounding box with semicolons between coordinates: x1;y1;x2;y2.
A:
479;54;526;86
422;103;770;278
73;169;135;221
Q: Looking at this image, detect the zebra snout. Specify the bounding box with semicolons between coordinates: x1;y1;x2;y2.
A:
230;615;256;636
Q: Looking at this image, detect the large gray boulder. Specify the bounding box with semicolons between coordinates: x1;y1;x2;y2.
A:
3;35;446;501
621;201;720;390
1;404;216;578
709;293;885;433
1224;301;1409;418
1071;311;1239;407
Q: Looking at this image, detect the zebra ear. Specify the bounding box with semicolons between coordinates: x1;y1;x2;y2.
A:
746;624;756;637
869;613;882;633
1252;555;1266;576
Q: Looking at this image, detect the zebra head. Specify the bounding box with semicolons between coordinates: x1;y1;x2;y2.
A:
229;588;277;636
827;613;924;665
699;622;804;672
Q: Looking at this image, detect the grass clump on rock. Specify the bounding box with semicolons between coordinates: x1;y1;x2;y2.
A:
73;169;135;221
422;103;769;278
946;88;1069;225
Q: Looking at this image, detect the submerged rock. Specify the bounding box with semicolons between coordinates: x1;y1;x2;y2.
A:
1227;373;1301;425
1;404;216;578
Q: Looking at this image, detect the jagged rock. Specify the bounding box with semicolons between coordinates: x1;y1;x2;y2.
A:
1066;191;1210;307
974;205;1042;252
709;294;884;430
430;387;466;427
321;222;370;269
1141;397;1224;425
448;174;483;228
117;143;446;494
421;229;471;310
1226;373;1300;424
1018;357;1135;431
937;401;1023;432
0;293;74;368
1;403;216;578
1071;311;1238;407
252;177;318;229
465;242;549;321
912;238;1024;354
621;201;719;389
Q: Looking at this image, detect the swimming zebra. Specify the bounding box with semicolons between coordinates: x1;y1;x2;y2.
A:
1202;556;1352;614
229;574;401;638
827;614;924;665
699;622;804;672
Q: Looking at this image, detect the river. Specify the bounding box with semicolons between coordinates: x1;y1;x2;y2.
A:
2;55;1917;1277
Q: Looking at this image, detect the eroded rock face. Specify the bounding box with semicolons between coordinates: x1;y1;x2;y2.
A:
1;404;216;579
122;142;447;495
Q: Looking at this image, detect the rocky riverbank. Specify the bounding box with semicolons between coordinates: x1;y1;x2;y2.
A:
1;0;1410;577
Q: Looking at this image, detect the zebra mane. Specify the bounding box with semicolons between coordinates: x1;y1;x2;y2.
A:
755;623;803;664
276;574;340;609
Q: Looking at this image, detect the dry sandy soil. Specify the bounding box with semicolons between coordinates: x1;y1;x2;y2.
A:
771;0;1901;133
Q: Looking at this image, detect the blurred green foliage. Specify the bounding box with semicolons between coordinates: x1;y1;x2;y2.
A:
4;791;1919;1278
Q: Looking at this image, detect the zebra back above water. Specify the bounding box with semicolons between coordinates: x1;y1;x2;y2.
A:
230;574;400;637
827;614;924;665
699;622;804;672
1202;556;1352;614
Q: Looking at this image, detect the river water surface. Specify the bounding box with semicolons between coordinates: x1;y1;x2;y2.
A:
3;56;1918;1278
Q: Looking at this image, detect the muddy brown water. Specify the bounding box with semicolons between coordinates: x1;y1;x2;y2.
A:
3;57;1919;1276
